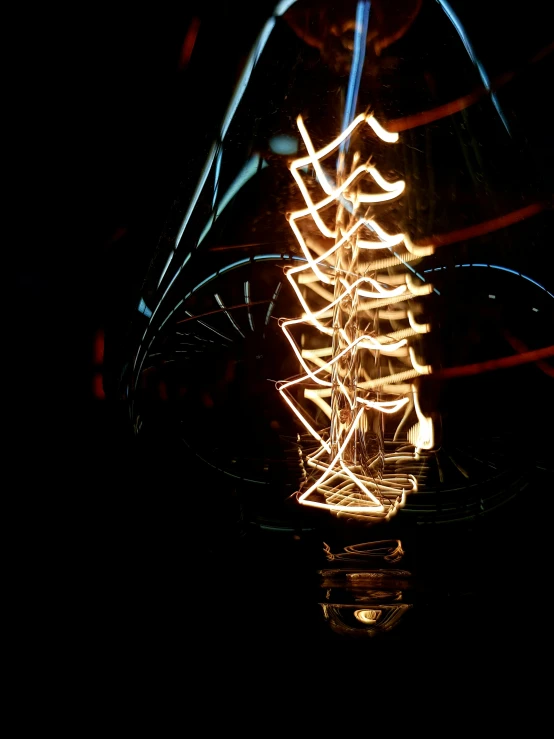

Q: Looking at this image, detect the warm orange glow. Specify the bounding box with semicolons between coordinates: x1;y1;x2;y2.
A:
321;603;411;636
323;540;405;563
277;114;435;521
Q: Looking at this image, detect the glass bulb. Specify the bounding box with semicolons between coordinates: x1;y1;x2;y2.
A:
122;0;553;529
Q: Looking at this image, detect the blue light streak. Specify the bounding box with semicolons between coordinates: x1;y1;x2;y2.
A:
157;251;174;287
221;18;276;140
175;142;217;250
339;1;371;163
436;0;510;134
175;1;295;259
198;157;267;247
138;298;153;318
422;262;554;299
212;147;223;208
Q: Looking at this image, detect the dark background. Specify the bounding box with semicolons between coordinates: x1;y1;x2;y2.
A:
15;1;308;652
14;2;553;647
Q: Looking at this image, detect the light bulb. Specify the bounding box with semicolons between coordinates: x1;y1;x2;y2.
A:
122;0;553;528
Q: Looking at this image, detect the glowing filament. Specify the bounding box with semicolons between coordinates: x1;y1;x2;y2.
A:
278;113;435;522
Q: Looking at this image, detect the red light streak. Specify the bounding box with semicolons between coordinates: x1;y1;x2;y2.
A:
93;329;104;365
209;242;286;251
93;373;105;400
387;75;513;133
415;202;547;249
504;333;554;378
387;42;553;133
92;329;105;399
179;17;200;71
434;344;554;380
175;299;270;325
